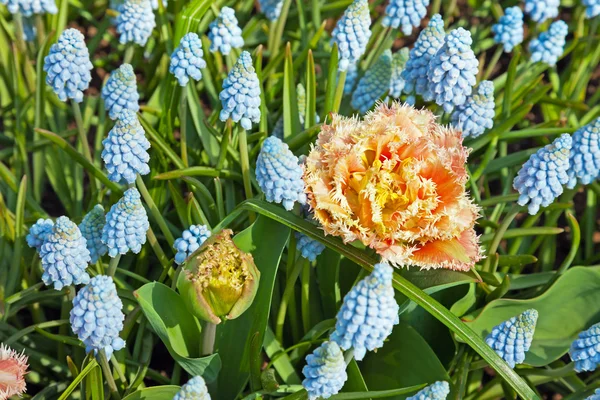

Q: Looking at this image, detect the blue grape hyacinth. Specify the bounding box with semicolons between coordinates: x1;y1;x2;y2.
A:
70;275;126;359
39;216;91;290
584;0;600;18
343;63;359;95
169;32;207;86
208;6;244;55
331;0;372;71
330;263;400;360
485;309;538;368
569;322;600;372
567;118;600;188
173;225;211;265
102;188;149;257
102;63;139;120
26;218;54;251
402;14;445;100
451;80;495;138
256;136;307;211
427;28;479;113
492;6;524;53
529;20;568;66
101;109;151;184
586;389;600;400
302;341;348;400
79;205;108;264
406;381;450;400
116;0;155;46
382;0;430;35
43;28;93;103
351;49;393;113
258;0;283;21
389;48;409;99
219;51;261;130
1;0;57;16
295;232;325;262
525;0;559;23
174;376;211;400
22;17;37;41
513;133;571;215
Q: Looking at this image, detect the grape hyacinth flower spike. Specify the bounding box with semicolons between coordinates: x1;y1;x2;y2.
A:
569;322;600;372
586;389;600;400
170;32;207;86
351;49;393;114
174;376;211;400
525;0;559;23
382;0;430;35
402;14;445;101
485;309;538;368
302;341;348;400
513;133;571;215
102;187;150;257
331;0;372;71
406;381;450;400
389;47;409;99
70;275;126;359
39;216;91;290
101;109;150;184
208;6;244;55
43;28;93;103
255;136;307;211
116;0;156;46
330;263;400;360
343;63;359;95
173;225;211;265
26;218;54;251
219;51;261;130
79;205;108;263
0;344;29;399
258;0;284;21
2;0;57;16
295;205;325;262
567;118;600;188
102;63;140;119
492;6;524;53
583;0;600;18
451;80;495;138
529;20;568;67
427;27;479;113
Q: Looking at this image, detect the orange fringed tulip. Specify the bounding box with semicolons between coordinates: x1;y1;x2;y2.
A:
304;102;482;271
0;344;28;399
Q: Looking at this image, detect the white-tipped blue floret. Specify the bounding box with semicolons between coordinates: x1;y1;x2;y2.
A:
585;389;600;400
1;0;56;16
406;381;450;400
513;134;571;215
297;83;320;125
79;205;108;264
302;341;348;400
258;0;283;21
451;80;495;138
70;275;125;359
173;225;211;265
330;263;400;360
485;309;538;368
569;322;600;372
351;49;393;113
525;0;559;23
343;63;359;95
43;28;93;103
102;188;149;257
584;0;600;18
22;17;37;41
101;110;150;184
116;0;155;46
382;0;430;35
389;48;409;99
208;7;244;55
219;51;261;130
567;118;600;188
169;32;207;86
529;20;568;66
174;376;211;400
427;28;479;113
492;7;524;53
331;0;372;71
102;63;140;120
26;218;54;251
402;14;445;99
39;216;91;290
295;232;325;262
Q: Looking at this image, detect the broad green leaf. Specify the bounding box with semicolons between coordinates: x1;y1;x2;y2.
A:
121;386;181;400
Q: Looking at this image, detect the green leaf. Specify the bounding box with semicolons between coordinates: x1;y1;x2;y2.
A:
283;43;301;139
464;266;600;366
121;386;181;400
85;365;104;400
134;282;222;381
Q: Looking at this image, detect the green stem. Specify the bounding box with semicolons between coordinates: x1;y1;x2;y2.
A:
108;255;121;277
343;349;355;365
483;205;520;273
99;350;122;400
136;175;176;246
72;100;98;195
238;127;254;201
301;258;310;334
179;88;189;167
332;70;346;114
276;257;304;343
202;322;216;355
123;45;135;64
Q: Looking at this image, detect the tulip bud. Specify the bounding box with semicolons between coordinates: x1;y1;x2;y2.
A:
177;229;259;324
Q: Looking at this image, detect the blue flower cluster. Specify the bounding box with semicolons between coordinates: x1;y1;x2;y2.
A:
351;50;392;113
529;20;568;66
513;133;571;215
584;0;600;18
70;275;126;359
219;51;261;130
485;309;538;368
570;322;600;372
43;28;93;103
586;389;600;400
302;341;348;400
102;63;140;120
102;188;149;257
451;80;495;138
170;32;207;86
492;6;524;53
26;218;54;251
389;48;409;99
208;6;244;55
525;0;559;23
174;376;211;400
295;232;325;262
406;381;450;400
382;0;430;35
258;0;283;21
1;0;57;16
173;225;211;265
116;0;156;46
343;63;359;95
331;0;372;71
22;17;37;41
79;205;108;264
567;118;600;188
